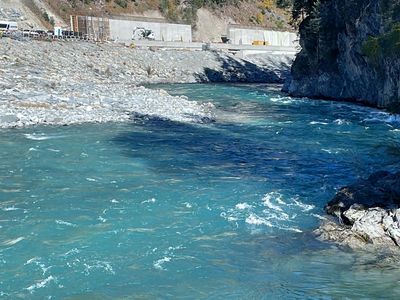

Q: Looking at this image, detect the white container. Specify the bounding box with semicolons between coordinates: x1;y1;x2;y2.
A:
54;26;63;37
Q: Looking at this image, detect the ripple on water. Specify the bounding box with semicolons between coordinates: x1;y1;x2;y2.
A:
223;191;315;233
23;133;64;141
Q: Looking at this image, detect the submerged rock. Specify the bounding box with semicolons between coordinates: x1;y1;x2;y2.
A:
315;171;400;250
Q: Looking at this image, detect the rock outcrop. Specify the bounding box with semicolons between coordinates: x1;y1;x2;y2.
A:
285;0;400;110
315;171;400;250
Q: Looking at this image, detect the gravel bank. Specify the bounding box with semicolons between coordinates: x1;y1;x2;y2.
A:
0;38;293;128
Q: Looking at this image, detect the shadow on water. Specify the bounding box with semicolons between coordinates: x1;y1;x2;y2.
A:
111;116;353;198
194;51;291;83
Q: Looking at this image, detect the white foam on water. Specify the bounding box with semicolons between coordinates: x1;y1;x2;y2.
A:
245;214;273;227
278;226;303;233
269;96;297;104
2;206;20;211
363;111;400;124
184;202;192;208
235;202;252;210
23;257;52;276
1;236;25;246
26;276;56;293
333;119;350;125
153;257;171;270
167;245;184;251
24;134;63;141
25;257;40;265
62;248;80;257
224;191;315;233
55;220;77;227
321;148;334;154
83;261;115;275
292;199;315;212
309;121;328;125
141;198;156;204
262;193;284;212
98;216;107;223
86;178;97;182
263;211;290;221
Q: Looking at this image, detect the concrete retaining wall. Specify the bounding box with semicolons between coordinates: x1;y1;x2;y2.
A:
109;19;192;42
228;27;298;47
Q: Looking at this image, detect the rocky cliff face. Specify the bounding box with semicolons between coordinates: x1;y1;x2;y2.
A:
285;0;400;110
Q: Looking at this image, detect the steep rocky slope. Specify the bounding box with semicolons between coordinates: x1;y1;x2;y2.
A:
285;0;400;110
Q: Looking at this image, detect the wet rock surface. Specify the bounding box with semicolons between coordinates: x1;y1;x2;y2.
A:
0;38;293;128
315;171;400;251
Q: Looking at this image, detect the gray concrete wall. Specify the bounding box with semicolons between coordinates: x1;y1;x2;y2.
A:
109;19;192;42
228;27;298;47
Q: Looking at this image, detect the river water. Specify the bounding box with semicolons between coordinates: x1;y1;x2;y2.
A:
1;84;400;298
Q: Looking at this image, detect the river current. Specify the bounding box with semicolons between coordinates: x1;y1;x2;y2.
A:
1;84;400;298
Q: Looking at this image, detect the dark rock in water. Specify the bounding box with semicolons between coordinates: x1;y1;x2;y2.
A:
325;171;400;222
316;171;400;250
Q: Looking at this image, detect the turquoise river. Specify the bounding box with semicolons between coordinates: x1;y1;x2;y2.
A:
1;84;400;299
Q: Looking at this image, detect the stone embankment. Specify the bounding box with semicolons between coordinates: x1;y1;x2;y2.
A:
0;38;293;128
315;171;400;252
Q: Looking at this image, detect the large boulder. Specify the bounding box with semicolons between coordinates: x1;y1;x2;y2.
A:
325;171;400;223
315;171;400;250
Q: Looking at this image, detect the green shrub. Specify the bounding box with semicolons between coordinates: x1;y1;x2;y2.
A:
362;37;380;59
380;24;400;55
362;23;400;61
115;0;128;8
42;11;50;22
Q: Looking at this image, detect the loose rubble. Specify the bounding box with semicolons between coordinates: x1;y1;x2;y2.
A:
315;171;400;252
0;38;293;128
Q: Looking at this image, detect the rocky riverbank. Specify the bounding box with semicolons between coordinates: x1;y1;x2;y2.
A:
0;38;293;128
315;171;400;252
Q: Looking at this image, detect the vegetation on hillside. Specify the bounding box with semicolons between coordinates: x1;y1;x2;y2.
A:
362;24;400;62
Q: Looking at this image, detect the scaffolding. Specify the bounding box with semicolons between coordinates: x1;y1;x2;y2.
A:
70;15;110;41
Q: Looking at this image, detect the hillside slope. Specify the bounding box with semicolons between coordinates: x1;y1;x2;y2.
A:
1;0;294;38
0;0;47;29
285;0;400;110
44;0;293;30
